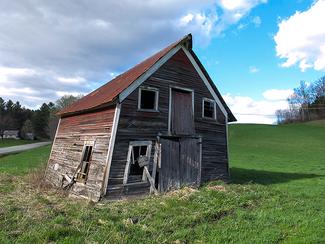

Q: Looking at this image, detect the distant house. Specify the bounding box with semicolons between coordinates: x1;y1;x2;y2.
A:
3;130;19;139
24;133;34;140
45;34;236;201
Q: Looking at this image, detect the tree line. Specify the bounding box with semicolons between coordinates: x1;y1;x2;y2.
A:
276;76;325;124
0;95;81;140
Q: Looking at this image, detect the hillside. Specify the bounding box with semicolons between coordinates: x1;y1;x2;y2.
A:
0;122;325;243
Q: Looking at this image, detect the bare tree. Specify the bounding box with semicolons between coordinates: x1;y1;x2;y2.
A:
287;81;314;121
276;76;325;124
55;95;83;112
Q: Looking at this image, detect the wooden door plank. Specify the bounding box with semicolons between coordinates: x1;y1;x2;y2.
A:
171;90;195;135
159;137;201;192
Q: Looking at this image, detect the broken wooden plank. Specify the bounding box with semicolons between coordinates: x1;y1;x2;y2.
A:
144;166;158;194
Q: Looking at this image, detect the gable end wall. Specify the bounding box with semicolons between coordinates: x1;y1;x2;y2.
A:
107;49;229;195
45;106;116;201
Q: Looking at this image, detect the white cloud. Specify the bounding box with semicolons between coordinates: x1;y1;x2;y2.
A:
0;66;90;107
262;89;293;101
57;76;86;85
249;66;259;73
0;0;265;107
218;0;266;11
56;91;85;97
0;86;37;96
179;0;267;38
236;16;261;31
178;11;218;43
237;23;247;30
274;0;325;71
224;90;290;124
252;16;261;27
217;0;267;24
179;14;195;26
0;67;37;83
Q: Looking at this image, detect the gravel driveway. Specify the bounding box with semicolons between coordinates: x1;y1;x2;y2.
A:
0;142;52;156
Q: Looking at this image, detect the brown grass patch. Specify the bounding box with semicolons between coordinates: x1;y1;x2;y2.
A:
207;185;226;192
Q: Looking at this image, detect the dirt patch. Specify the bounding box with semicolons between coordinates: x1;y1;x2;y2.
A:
207;185;226;192
166;187;199;199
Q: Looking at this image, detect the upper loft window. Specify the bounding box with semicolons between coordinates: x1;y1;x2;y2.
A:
77;141;94;182
202;98;216;120
138;87;159;111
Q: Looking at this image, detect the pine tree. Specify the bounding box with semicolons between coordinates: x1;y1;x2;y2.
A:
32;103;51;139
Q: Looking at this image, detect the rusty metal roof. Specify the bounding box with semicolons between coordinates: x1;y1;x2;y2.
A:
58;35;192;116
58;34;236;122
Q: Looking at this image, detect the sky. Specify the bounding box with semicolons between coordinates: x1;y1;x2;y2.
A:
0;0;324;124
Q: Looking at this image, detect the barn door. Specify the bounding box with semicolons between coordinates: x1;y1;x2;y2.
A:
159;137;201;192
170;88;194;135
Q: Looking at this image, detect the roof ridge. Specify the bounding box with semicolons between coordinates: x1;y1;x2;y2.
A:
58;34;192;116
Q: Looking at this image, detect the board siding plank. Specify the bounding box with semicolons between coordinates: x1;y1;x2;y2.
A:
159;137;201;192
171;89;195;135
42;47;228;199
45;107;116;201
103;49;229;197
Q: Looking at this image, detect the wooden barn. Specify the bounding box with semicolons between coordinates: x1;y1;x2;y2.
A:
45;34;236;201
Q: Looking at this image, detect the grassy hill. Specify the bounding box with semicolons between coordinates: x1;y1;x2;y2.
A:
0;122;325;243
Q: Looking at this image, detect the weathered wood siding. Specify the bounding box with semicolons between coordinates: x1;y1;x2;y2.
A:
171;89;195;135
46;107;115;201
107;49;228;196
160;137;201;192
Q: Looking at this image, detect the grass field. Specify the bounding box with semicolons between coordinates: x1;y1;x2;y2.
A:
0;139;38;148
0;121;325;243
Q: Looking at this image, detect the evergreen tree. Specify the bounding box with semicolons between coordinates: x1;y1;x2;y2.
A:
32;103;51;139
0;97;5;138
21;119;34;139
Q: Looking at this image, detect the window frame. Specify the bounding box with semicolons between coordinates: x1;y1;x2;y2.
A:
123;141;152;185
138;86;159;112
202;97;217;120
76;140;94;183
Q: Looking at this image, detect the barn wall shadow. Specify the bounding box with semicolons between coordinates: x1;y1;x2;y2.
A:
230;167;320;185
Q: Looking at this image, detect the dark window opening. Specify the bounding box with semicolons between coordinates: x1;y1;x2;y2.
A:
140;89;157;110
129;145;148;176
124;141;152;185
203;100;215;119
77;145;93;181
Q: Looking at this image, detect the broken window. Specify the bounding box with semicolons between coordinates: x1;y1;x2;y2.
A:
138;87;159;111
202;98;216;119
77;142;94;182
123;141;152;184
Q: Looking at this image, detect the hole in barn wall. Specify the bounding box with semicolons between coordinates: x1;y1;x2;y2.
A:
54;163;59;171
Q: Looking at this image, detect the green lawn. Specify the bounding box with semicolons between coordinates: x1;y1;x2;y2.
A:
0;122;324;243
0;139;38;148
0;145;51;175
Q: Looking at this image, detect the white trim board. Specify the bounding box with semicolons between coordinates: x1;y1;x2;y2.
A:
119;45;182;102
118;44;227;118
44;118;61;179
122;140;152;185
225;113;230;178
49;118;61;160
138;86;159;112
181;46;227;117
101;103;121;196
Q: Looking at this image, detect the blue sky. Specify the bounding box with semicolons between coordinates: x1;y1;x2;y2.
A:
0;0;324;123
197;0;321;99
189;0;325;123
